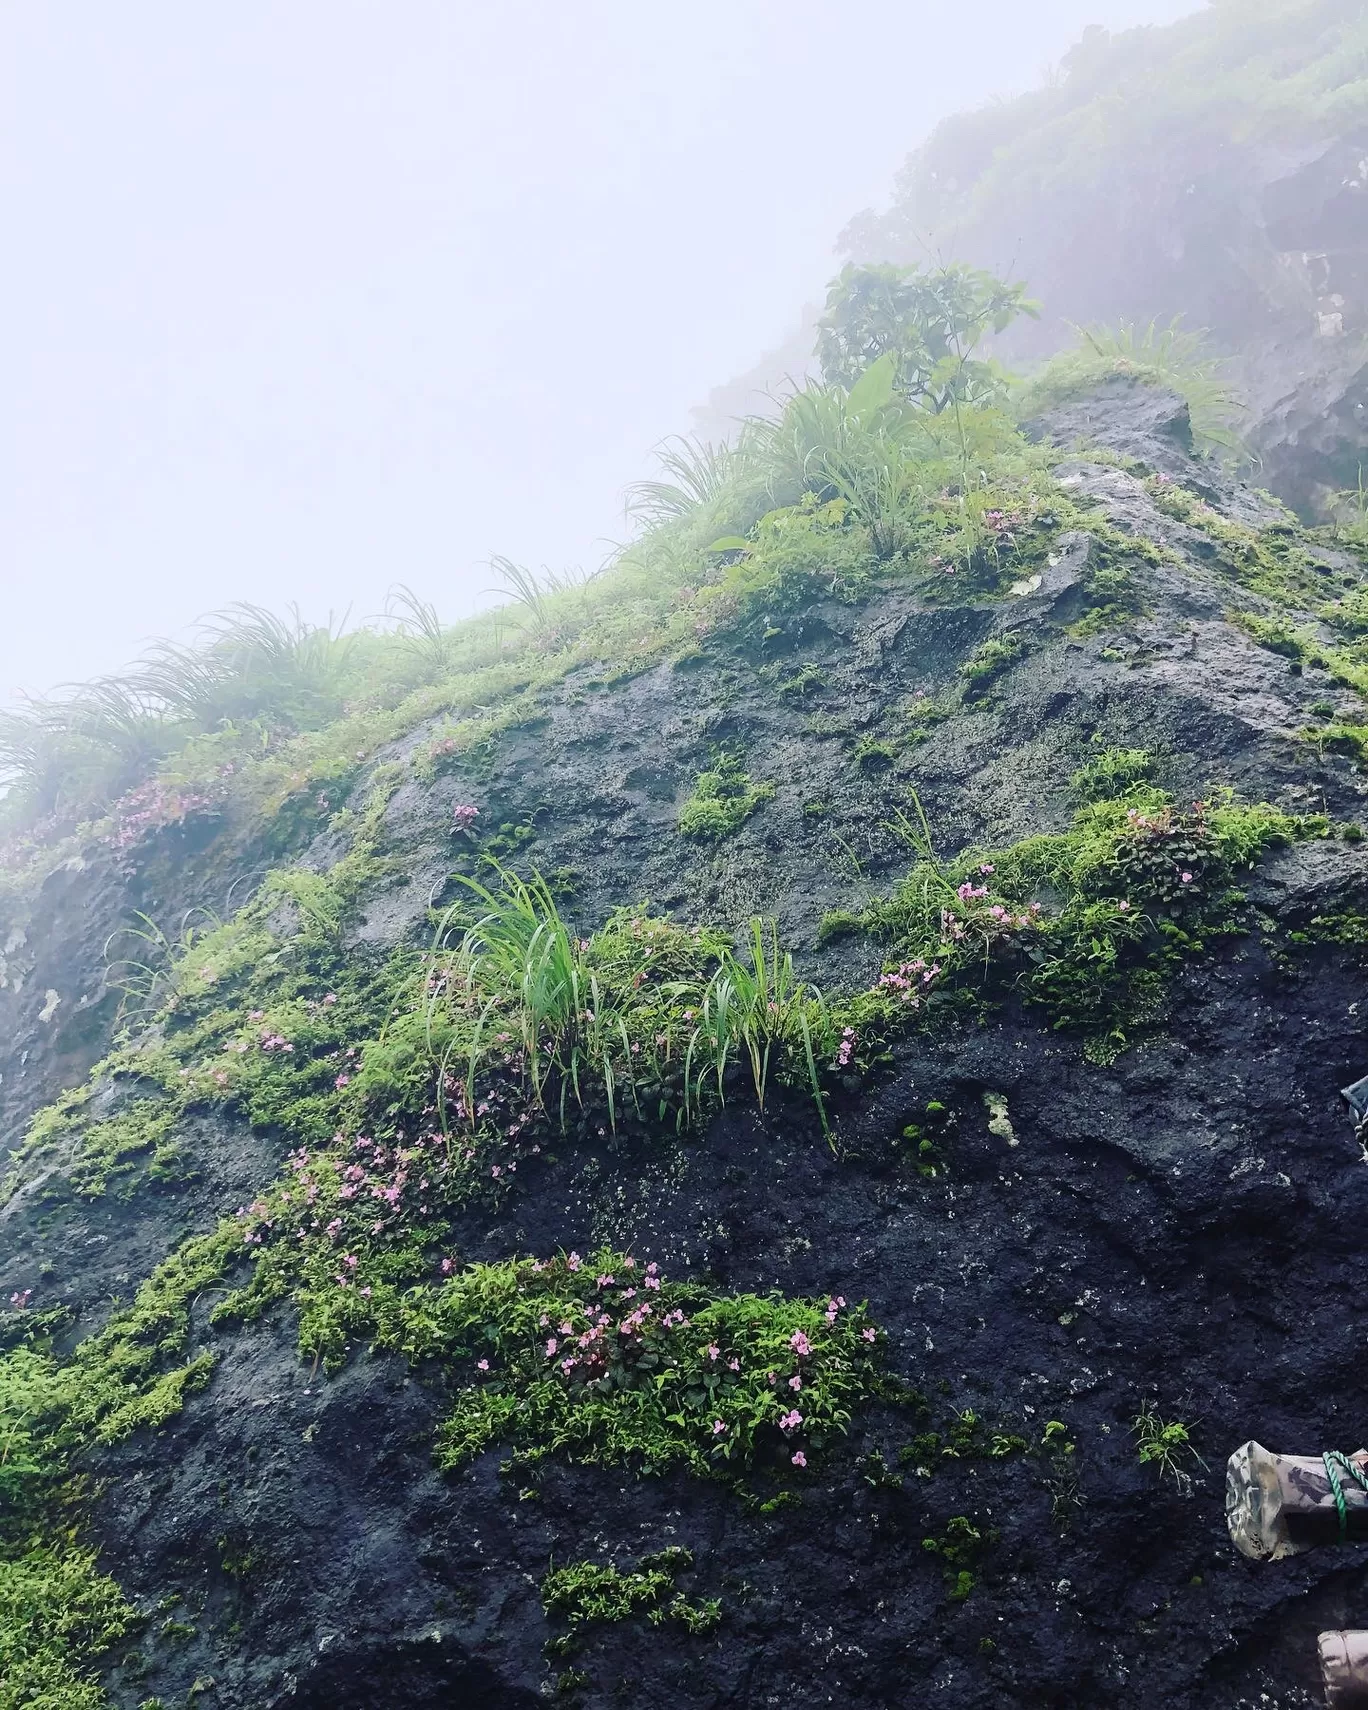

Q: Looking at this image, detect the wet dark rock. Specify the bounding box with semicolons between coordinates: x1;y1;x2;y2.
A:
7;385;1368;1708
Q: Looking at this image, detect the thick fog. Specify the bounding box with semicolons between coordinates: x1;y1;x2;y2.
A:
1;0;1200;702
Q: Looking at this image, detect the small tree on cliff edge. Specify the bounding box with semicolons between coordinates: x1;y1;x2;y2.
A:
816;262;1038;414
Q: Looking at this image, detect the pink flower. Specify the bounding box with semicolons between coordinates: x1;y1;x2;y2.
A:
567;1252;582;1272
477;1358;489;1372
707;1343;720;1361
441;1257;454;1274
1181;871;1193;884
1118;901;1131;912
791;1451;807;1468
712;1420;727;1435
789;1375;803;1391
545;1338;558;1356
861;1327;877;1343
452;803;480;832
779;1409;803;1432
789;1330;812;1357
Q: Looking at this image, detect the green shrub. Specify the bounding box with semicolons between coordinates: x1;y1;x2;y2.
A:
369;1248;882;1477
848;787;1316;1059
921;1515;997;1602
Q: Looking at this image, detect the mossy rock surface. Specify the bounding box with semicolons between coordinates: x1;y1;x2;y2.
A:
7;385;1368;1710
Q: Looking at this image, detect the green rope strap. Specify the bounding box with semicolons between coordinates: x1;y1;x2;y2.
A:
1323;1452;1368;1542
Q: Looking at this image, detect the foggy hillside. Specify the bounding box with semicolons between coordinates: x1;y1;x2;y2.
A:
8;5;1368;1709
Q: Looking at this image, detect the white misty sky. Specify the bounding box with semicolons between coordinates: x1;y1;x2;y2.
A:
2;0;1200;701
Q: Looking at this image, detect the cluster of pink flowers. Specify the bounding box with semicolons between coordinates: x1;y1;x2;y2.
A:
526;1258;704;1385
836;1028;857;1069
8;1288;32;1310
238;1129;455;1260
878;960;941;1006
105;777;222;853
940;896;1042;944
451;803;480;833
257;1031;294;1053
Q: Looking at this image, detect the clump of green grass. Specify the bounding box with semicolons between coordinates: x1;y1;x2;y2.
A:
542;1549;720;1655
1132;1401;1206;1493
775;664;827;699
1229;609;1314;661
1071;745;1153;802
1017;319;1245;456
853;737;895;773
678;754;775;842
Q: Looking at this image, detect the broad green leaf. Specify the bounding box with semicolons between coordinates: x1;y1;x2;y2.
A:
706;536;750;554
845;351;898;420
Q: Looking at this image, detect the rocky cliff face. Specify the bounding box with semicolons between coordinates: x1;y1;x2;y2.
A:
838;3;1368;520
8;381;1368;1709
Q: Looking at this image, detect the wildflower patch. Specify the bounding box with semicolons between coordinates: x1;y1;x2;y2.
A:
320;1248;885;1479
828;774;1321;1061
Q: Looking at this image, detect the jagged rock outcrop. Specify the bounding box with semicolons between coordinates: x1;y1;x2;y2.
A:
8;382;1368;1708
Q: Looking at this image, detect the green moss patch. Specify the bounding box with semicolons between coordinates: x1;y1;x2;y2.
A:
542;1548;720;1657
678;755;775;841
